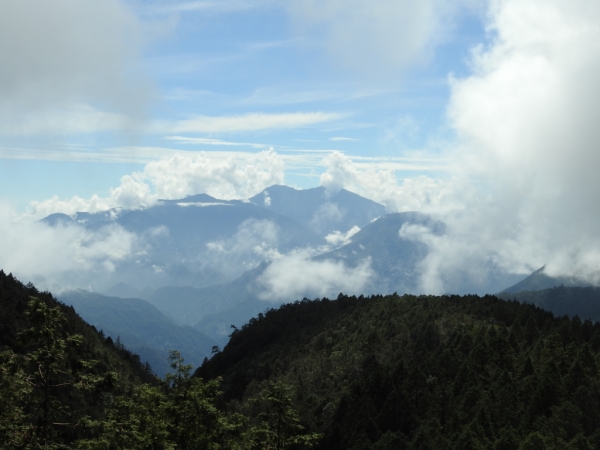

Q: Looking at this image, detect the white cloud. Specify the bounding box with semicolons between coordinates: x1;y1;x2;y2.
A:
154;112;345;134
256;253;374;301
27;173;157;219
0;202;137;292
147;0;274;14
0;0;149;136
164;136;270;149
439;0;600;286
319;151;471;215
25;149;284;219
0;104;135;137
143;149;284;200
330;137;358;142
263;191;272;207
325;225;360;247
361;0;600;294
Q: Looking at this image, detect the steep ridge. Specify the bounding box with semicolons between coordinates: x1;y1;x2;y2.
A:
501;266;591;293
0;270;157;446
0;270;154;383
313;212;439;294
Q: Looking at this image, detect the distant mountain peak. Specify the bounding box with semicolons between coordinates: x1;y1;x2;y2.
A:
500;265;591;294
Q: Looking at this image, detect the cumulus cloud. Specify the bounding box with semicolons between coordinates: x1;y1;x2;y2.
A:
263;191;272;207
256;252;374;302
0;0;149;136
439;0;600;287
316;0;600;295
0;202;137;292
286;0;481;75
366;0;600;293
26;149;284;219
319;151;473;215
143;149;284;200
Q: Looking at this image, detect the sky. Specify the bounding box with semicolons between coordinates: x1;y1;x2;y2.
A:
2;0;600;294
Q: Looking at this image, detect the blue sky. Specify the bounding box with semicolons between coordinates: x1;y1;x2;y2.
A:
0;0;487;211
3;0;600;292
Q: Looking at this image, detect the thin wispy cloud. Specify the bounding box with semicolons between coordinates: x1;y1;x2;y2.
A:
164;136;271;149
145;0;273;15
154;112;346;134
329;137;358;142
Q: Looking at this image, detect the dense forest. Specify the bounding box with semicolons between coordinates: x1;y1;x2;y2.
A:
0;271;317;449
198;293;600;449
3;269;600;448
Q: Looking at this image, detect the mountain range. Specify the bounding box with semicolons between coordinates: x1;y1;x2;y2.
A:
41;185;599;357
43;185;385;290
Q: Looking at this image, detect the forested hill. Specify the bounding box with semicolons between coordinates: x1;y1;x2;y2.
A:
197;293;600;449
0;270;157;447
0;270;155;384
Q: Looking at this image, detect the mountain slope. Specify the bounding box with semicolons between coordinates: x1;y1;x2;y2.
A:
250;185;386;235
196;293;600;449
500;266;591;293
58;290;217;375
41;193;324;290
0;270;157;446
313;212;438;294
498;285;600;322
147;213;438;340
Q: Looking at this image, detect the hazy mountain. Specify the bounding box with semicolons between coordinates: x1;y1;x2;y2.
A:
59;290;217;375
498;285;600;324
313;212;439;294
41;187;388;292
501;266;591;294
146;213;445;342
249;185;386;235
102;282;148;299
145;264;267;338
42;193;324;290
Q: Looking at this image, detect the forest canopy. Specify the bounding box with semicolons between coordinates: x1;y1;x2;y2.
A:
2;270;600;449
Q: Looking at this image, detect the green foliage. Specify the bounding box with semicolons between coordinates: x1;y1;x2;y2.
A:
164;350;241;449
77;384;173;450
197;292;600;449
6;270;600;449
0;349;33;449
242;380;321;450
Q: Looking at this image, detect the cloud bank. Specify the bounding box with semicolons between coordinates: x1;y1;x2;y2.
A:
0;203;136;292
26;149;285;218
257;253;374;302
316;0;600;293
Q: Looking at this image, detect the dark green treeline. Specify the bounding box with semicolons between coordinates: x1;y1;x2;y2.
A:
198;293;600;449
4;267;600;449
0;271;317;449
